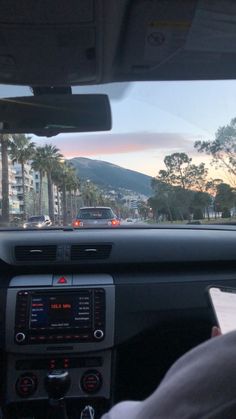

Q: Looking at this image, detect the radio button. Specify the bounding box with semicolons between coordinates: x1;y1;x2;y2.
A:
15;332;26;343
81;334;89;340
16;374;38;398
93;330;104;340
53;275;72;286
56;335;63;340
81;370;102;394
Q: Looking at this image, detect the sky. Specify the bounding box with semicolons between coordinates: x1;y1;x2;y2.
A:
1;80;236;181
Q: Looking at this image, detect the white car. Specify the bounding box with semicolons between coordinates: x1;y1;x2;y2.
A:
23;215;52;229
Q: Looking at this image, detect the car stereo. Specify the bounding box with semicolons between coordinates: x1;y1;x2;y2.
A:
6;276;115;354
15;288;105;345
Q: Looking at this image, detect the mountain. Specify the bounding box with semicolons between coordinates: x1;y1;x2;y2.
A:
69;157;153;197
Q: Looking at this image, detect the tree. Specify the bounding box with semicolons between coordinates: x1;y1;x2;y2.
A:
9;134;35;220
214;183;236;218
149;181;177;221
64;165;80;222
40;145;62;223
82;180;100;207
205;178;223;196
52;161;80;225
0;134;11;223
31;147;47;214
157;153;208;191
51;162;63;225
158;153;192;189
194;118;236;184
187;163;208;192
138;201;149;219
191;191;212;220
154;153;209;220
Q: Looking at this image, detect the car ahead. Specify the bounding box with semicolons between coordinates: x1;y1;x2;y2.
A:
23;215;52;229
72;207;120;228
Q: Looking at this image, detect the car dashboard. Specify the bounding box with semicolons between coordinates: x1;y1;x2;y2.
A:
1;226;236;418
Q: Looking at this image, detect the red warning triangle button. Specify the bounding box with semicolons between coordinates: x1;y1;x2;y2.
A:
57;276;67;284
53;275;72;286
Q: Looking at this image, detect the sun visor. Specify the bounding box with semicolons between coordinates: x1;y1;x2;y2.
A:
118;0;236;81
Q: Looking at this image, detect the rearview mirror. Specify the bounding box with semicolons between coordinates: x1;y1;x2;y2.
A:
0;94;112;137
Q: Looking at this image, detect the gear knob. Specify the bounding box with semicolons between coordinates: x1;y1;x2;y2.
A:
45;370;71;400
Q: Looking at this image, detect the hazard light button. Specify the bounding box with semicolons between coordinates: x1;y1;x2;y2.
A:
53;275;72;286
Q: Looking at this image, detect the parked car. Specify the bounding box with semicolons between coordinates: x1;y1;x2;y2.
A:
72;207;120;228
23;215;52;229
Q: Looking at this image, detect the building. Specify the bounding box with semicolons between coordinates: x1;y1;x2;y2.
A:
13;163;35;216
9;165;20;215
0;159;20;215
32;172;49;215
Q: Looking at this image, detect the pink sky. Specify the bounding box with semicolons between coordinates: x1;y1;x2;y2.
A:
35;131;197;158
34;131;232;184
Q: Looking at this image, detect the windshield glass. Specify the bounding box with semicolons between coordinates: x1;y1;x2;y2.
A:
27;216;45;222
0;80;236;229
78;209;114;220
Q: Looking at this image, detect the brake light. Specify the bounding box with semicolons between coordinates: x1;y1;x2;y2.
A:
73;220;83;227
111;219;120;226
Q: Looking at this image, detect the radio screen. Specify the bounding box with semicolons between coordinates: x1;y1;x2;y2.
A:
29;292;92;329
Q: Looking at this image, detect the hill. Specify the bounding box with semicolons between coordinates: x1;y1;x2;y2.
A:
69;157;153;197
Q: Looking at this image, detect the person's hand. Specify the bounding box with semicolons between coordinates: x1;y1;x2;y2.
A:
211;326;222;337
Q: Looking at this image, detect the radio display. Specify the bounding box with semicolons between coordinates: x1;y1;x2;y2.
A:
29;292;92;329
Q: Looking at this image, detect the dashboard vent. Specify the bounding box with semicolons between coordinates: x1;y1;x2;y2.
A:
71;244;112;260
15;245;57;262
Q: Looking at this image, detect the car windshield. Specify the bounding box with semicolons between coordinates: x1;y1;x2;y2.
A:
78;209;114;220
0;80;236;229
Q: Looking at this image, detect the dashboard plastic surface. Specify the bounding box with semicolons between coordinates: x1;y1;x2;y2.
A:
0;227;236;347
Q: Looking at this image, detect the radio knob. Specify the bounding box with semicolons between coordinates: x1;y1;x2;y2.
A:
81;370;102;394
16;374;38;398
93;329;104;340
15;332;26;343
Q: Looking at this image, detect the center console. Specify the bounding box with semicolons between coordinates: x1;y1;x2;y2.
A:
5;274;115;416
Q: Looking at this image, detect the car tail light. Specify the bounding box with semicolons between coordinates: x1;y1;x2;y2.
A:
73;220;83;227
111;219;120;226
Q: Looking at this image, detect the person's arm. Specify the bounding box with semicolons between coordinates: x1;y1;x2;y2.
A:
102;326;224;419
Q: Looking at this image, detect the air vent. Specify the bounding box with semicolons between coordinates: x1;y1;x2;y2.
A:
71;244;112;260
15;245;57;262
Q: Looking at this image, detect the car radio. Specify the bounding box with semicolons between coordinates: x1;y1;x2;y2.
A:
6;276;115;354
15;288;105;345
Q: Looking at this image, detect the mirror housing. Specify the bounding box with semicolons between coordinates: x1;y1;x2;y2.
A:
0;94;112;137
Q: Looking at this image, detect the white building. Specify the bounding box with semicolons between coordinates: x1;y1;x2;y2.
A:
32;171;49;215
0;159;20;215
13;163;34;215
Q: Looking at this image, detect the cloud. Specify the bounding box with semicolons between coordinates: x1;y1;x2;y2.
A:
34;131;197;158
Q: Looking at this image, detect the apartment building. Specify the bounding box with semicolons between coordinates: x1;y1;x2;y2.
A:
0;160;20;215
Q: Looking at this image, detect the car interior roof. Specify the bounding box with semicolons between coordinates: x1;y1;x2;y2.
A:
0;0;236;87
2;2;236;418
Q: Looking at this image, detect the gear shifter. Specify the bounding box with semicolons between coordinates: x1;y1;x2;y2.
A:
45;370;71;419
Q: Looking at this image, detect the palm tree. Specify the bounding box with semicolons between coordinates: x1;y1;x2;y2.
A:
64;164;79;222
82;180;99;207
0;134;11;224
31;147;47;215
53;161;79;225
9;134;35;220
40;145;62;223
51;161;64;225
